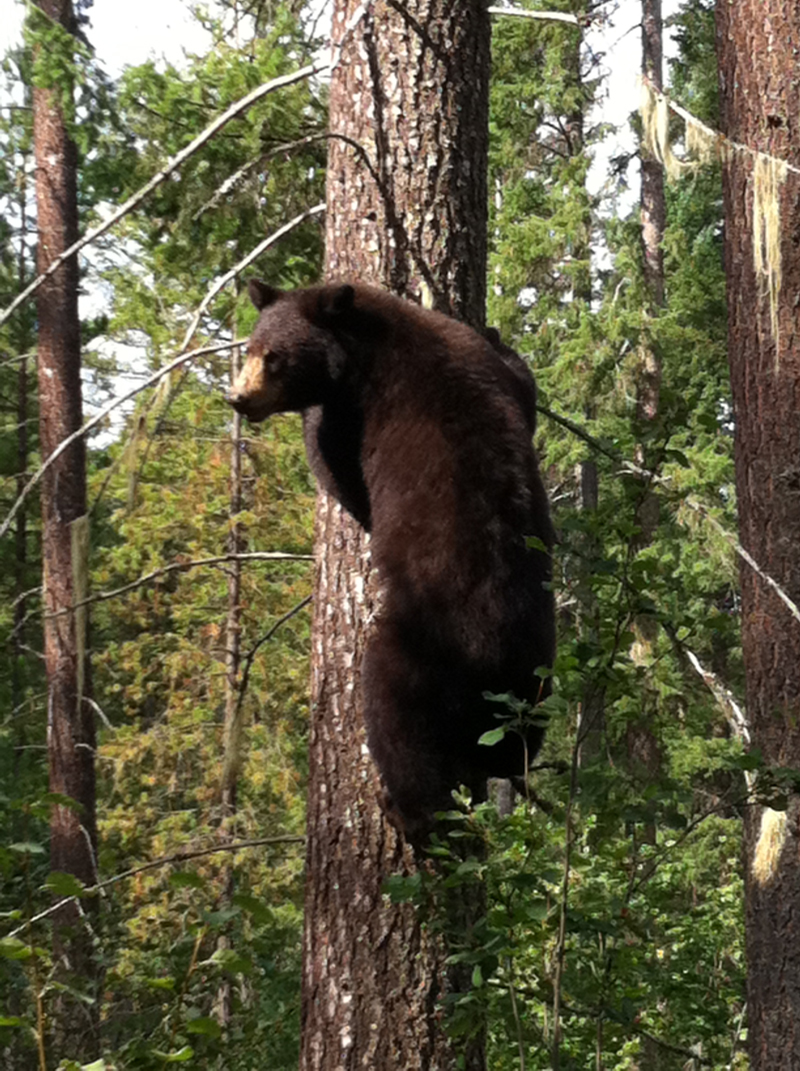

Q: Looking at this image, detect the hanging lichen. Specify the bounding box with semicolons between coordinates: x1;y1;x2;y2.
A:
752;151;788;353
640;81;789;350
684;117;718;167
640;80;684;181
752;807;788;885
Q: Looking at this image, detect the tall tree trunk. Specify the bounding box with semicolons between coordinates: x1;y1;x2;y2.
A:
624;0;666;871
221;342;244;821
641;0;665;312
715;2;800;1067
12;153;30;736
300;1;490;1067
216;342;245;1033
32;0;97;1058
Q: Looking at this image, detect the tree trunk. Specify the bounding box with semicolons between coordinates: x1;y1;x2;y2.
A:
12;153;31;737
715;2;800;1067
641;0;665;312
32;0;98;1058
300;1;490;1067
216;342;245;1032
624;0;666;869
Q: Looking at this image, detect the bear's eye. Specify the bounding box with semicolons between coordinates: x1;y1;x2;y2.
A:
266;350;289;373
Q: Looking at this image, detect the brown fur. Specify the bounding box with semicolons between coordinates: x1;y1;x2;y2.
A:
229;281;555;842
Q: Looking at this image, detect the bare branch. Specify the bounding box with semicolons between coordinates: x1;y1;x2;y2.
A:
538;404;800;633
7;835;304;939
488;6;582;27
0;340;241;545
231;594;314;729
46;552;314;617
0;61;329;330
178;203;325;352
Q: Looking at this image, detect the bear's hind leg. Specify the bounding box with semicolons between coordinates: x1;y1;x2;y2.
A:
361;622;456;844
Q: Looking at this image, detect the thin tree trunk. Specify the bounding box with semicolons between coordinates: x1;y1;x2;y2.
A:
641;0;665;312
12;154;30;738
564;17;604;765
32;0;97;1058
716;3;800;1067
625;0;666;877
300;0;490;1067
216;343;244;1032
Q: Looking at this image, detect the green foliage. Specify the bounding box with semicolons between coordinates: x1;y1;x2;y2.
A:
1;0;750;1067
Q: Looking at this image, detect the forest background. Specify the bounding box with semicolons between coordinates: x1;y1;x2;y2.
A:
0;0;756;1068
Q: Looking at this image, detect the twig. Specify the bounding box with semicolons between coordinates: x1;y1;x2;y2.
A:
177;203;325;353
538;404;800;632
45;552;314;617
490;979;714;1066
488;6;582;27
6;835;304;939
727;1003;747;1070
0;339;241;544
551;724;580;1069
0;61;329;330
231;594;314;730
506;957;527;1071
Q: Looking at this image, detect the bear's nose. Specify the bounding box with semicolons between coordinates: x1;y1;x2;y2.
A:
227;390;246;411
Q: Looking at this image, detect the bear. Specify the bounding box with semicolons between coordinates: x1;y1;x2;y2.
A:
228;280;555;843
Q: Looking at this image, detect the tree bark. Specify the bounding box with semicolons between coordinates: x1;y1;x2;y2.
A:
300;1;490;1067
216;342;245;1032
12;152;31;735
715;2;800;1067
640;0;665;313
32;0;98;1058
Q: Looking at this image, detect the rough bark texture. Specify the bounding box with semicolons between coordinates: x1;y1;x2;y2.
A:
32;0;98;1057
640;0;665;313
715;2;800;1067
216;343;244;1030
300;1;490;1067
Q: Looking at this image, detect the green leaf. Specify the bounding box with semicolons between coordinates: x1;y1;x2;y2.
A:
471;964;483;988
525;535;549;552
232;893;271;923
186;1016;222;1038
151;1046;194;1063
0;938;32;961
169;870;205;889
9;842;46;855
146;977;176;991
0;1016;24;1028
43;871;86;898
478;728;506;747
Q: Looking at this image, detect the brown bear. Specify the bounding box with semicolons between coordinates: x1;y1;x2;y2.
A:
228;280;555;842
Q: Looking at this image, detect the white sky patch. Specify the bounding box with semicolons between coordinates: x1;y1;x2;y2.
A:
587;0;683;214
0;0;211;75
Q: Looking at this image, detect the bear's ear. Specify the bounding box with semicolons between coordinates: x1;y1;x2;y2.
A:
248;279;281;311
484;327;501;346
321;284;355;317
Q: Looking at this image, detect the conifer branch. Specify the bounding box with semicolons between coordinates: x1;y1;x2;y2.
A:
0;61;328;330
538;404;800;632
0;340;241;544
178;203;325;352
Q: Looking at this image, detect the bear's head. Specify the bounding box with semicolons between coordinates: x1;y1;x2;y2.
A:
227;281;355;423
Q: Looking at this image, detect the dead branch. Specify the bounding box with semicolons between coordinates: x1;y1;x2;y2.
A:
0;340;241;544
43;552;314;617
7;835;304;939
